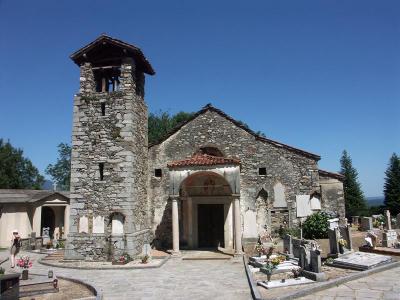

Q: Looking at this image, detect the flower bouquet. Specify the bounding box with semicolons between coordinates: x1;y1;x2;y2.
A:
255;242;266;257
17;256;32;280
112;252;132;265
338;239;347;254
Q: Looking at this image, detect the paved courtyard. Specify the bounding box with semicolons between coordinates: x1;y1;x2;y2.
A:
298;265;400;300
0;250;251;300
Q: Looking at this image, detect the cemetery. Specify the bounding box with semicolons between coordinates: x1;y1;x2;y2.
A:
245;209;400;300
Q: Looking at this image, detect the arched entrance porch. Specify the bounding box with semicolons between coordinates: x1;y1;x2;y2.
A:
179;171;233;249
168;165;242;256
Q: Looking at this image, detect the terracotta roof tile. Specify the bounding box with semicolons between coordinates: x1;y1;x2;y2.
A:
168;154;240;168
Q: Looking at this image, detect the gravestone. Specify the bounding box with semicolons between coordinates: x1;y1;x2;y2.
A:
397;213;400;229
42;227;50;245
352;216;359;226
93;216;104;234
328;228;340;255
142;243;152;257
339;225;353;251
382;230;397;248
361;217;373;231
78;216;89;233
310;249;322;273
384;210;392;230
29;232;36;250
299;246;310;270
330;252;392;271
283;234;293;256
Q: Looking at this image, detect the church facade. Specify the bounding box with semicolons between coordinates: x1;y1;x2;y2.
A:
66;35;345;260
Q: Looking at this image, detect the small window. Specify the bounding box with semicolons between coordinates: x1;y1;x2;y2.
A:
154;168;162;177
99;163;104;181
258;167;267;176
101;103;106;116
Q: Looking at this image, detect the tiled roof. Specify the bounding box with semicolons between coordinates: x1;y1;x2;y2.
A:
318;169;345;181
149;104;321;161
70;34;155;75
0;189;70;204
168;154;240;168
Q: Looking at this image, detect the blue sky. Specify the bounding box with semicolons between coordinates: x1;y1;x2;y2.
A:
0;1;399;196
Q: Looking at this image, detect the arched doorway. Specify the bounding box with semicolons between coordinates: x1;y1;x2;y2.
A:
180;171;233;249
41;207;55;239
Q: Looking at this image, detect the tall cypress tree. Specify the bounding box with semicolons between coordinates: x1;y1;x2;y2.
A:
340;150;367;217
384;153;400;215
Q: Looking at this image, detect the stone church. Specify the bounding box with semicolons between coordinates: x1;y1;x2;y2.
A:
66;35;345;260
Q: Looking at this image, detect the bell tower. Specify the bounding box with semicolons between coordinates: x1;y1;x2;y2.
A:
66;35;155;260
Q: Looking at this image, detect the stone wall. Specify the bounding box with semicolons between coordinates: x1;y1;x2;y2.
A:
148;109;321;246
319;174;345;222
67;58;151;260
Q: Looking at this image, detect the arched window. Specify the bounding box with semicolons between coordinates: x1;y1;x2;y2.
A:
195;147;224;157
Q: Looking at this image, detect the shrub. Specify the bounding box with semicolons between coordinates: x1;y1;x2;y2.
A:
302;211;330;239
278;226;301;239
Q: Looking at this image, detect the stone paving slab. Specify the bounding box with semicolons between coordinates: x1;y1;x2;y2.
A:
0;250;251;300
298;265;400;300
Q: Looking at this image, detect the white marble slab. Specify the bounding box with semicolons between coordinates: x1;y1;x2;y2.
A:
258;277;314;289
332;252;392;270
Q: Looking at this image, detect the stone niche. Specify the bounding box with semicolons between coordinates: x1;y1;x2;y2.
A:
111;213;124;235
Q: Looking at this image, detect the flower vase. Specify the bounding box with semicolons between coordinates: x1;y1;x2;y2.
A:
22;269;28;280
339;244;344;254
267;273;272;282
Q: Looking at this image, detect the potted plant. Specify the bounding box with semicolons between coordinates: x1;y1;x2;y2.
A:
46;241;52;249
261;262;276;282
112;252;132;265
291;268;302;279
17;256;32;280
141;254;150;264
265;245;275;259
338;239;347;254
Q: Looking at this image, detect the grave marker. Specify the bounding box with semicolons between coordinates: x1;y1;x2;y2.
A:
384;210;392;230
361;217;373;231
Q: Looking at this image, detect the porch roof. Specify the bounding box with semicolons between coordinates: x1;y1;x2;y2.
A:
0;189;69;204
167;154;240;168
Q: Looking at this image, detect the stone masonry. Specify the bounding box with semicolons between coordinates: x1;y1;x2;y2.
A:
65;35;345;256
148;107;325;247
66;37;153;260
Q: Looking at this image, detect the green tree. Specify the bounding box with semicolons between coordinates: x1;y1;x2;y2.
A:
46;143;71;191
383;153;400;215
340;150;367;217
148;110;195;145
0;139;44;189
